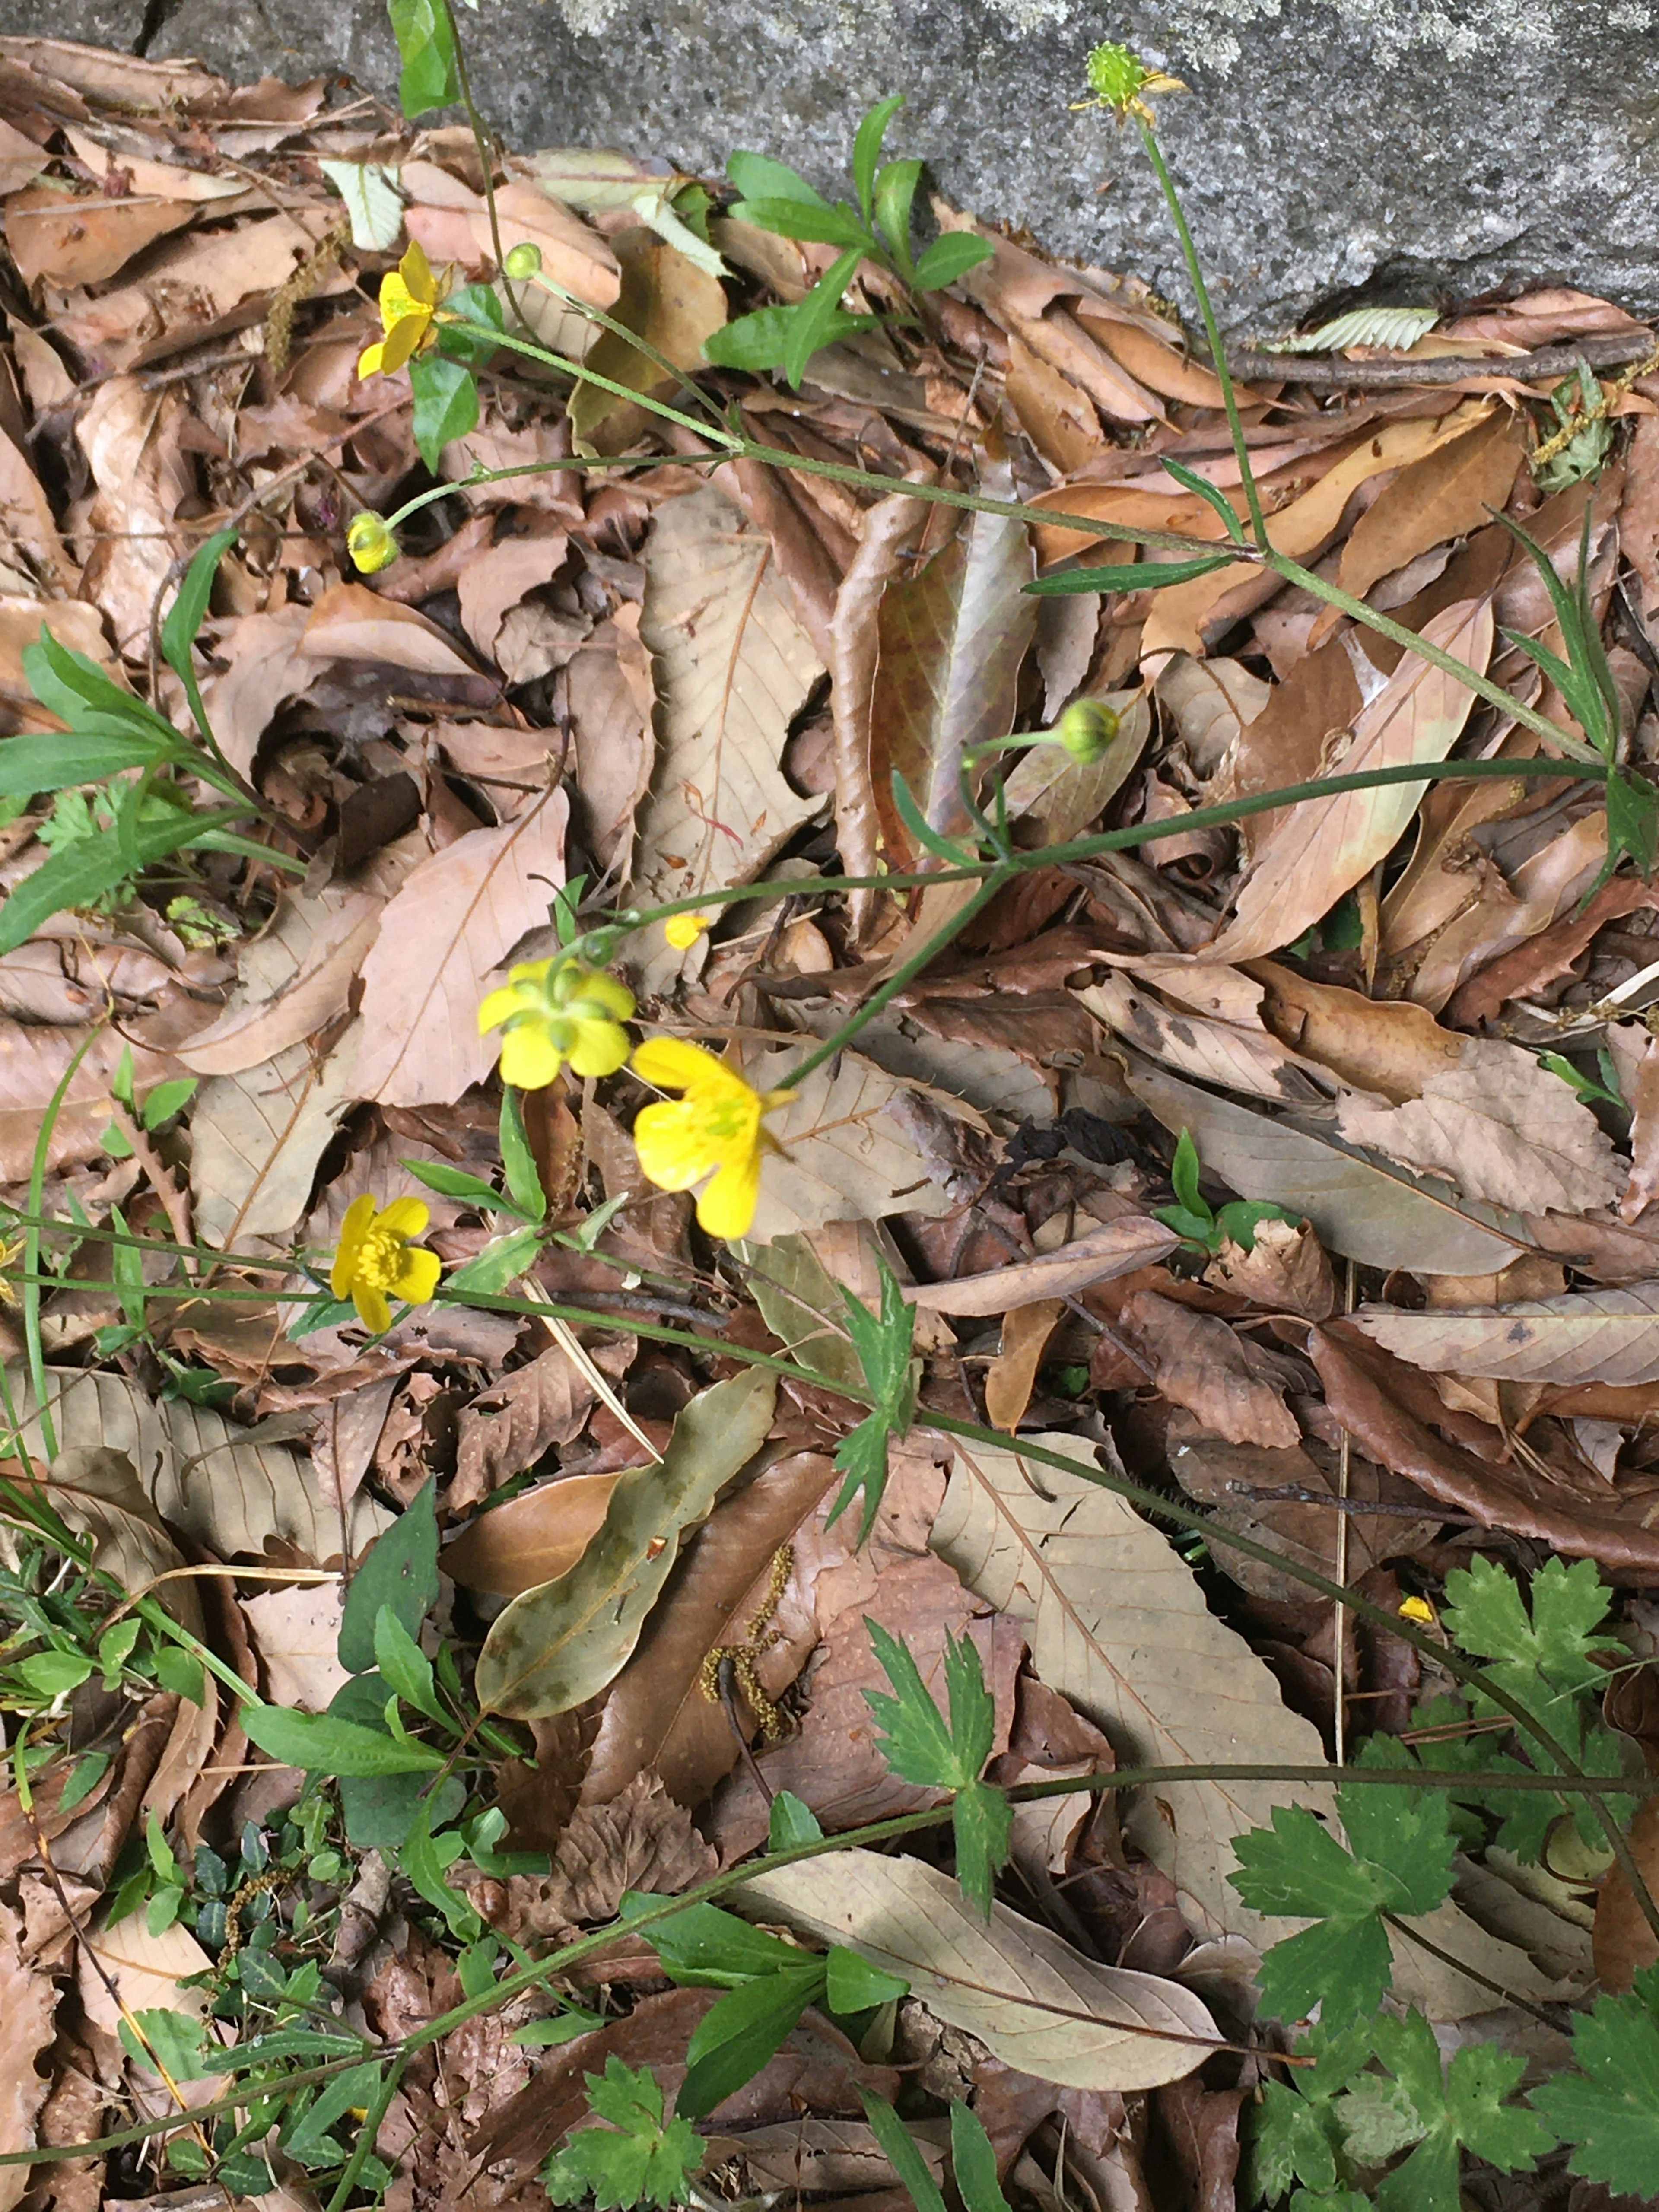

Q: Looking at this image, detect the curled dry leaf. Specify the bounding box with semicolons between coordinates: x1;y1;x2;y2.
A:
1203;1216;1337;1321
733;1850;1217;2092
1116;1292;1300;1449
910;1214;1179;1316
505;1772;718;1936
450;1342;600;1510
744;1049;961;1242
1335;1037;1623;1217
443;1471;623;1598
474;1367;777;1718
985;1298;1065;1431
1211;597;1495;962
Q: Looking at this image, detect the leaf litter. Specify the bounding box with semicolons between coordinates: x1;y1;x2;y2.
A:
3;28;1659;2212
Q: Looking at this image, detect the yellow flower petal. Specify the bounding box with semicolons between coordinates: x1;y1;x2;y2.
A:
631;1098;710;1192
696;1150;761;1239
478;983;528;1035
664;912;712;951
631;1037;748;1099
331;1195;376;1298
357;339;388;379
499;1026;565;1089
399;238;437;308
576;972;637;1021
377;1196;431;1239
392;1246;442;1306
375;308;430;376
377;270;423;332
567;1019;631;1079
352;1282;393;1335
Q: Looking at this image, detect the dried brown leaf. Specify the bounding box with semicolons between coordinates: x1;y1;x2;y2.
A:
911;1215;1179;1316
1351;1280;1659;1384
1118;1291;1299;1447
1338;410;1522;600
0;1901;56;2212
445;1472;622;1598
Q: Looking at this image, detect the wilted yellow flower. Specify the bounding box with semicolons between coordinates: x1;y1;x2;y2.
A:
1398;1595;1438;1627
663;912;713;951
358;239;445;379
1080;41;1186;125
630;1038;795;1240
346;511;399;574
330;1195;442;1334
1053;698;1121;764
479;958;635;1090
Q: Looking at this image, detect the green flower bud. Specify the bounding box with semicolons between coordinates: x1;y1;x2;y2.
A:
1053;698;1121;764
346;510;399;574
1083;41;1185;123
503;241;543;280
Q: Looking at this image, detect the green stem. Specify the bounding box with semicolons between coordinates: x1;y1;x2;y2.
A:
1135;114;1269;550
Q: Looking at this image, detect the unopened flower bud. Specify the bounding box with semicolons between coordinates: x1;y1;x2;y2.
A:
346;511;399;574
1054;698;1121;764
503;241;542;280
1082;41;1186;124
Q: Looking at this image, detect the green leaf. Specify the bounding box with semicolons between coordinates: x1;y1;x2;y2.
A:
240;1702;445;1776
446;1224;545;1300
1168;1129;1211;1223
911;230;994;292
499;1088;547;1221
1442;1554;1617;1737
0;731;175;796
16;1648;93;1698
725;150;829;207
437;280;507;365
338;1478;438;1674
825;1945;909;2013
141;1077;197;1130
151;1642;204;1706
400;1156;526;1215
373;1605;444;1724
160;529;235;687
283;2058;384;2159
827;1252;917;1538
120;2008;226;2080
1531;1966;1659;2194
703;302;874;374
543;2057;705;2210
1362;2012;1556;2212
512;2013;607;2048
0;804;247;956
872;158;923;266
1251;2076;1342;2199
730;195;872;250
386;0;458;114
637;1897;809;1987
1339;1746;1456;1914
784;247;867;390
57;1748;109;1812
409;354;479;472
1160;457;1247;543
399;1799;480;1939
1608;768;1659;879
950;2103;1011;2212
1026;554;1231;597
852;95;905;225
889;763;981;864
768;1789;823;1851
22;629;178;743
861;2092;946;2212
864;1621;1008;1917
678;1960;825;2118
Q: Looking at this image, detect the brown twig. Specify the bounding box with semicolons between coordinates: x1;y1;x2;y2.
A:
1223;331;1656;389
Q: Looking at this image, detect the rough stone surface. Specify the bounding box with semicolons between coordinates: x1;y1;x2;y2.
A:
10;0;1659;335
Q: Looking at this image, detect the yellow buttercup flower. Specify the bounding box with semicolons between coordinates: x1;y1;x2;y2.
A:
478;958;635;1090
358;240;445;380
346;511;399;574
663;912;713;951
330;1195;442;1334
630;1038;795;1240
1398;1595;1438;1627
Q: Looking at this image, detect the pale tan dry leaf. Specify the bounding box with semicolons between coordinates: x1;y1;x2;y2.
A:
1247;958;1466;1103
830;489;928;904
355;787;568;1106
1157;655;1271;775
4;185;195;288
1338;410;1522;601
1204;1217;1336;1321
569;605;655;873
297;582;478;677
0;1017;182;1178
1006;331;1106;474
794;1004;1055;1123
985;1300;1065;1432
1404;808;1608;1015
743;1047;959;1242
1351;1281;1659;1383
998;694;1150;849
190;1024;362;1248
177;888;382;1077
1335;1037;1623;1216
11;1448;197;1634
1612;1023;1659;1222
75;377;192;655
0;1901;56;2212
734;1851;1216;2091
1128;1058;1527;1274
1117;1292;1300;1448
0;428;74;599
242;1582;349;1714
1213;598;1495;961
407;175;618;346
6;1366;387;1569
77;1910;213;2083
198;607;312;777
632;486;823;987
455;531;569;661
911;1215;1180;1317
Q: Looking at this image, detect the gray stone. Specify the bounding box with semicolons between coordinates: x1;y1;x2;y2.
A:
8;0;1659;335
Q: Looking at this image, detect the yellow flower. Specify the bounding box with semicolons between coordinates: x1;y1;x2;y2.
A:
630;1038;795;1240
329;1195;442;1334
478;958;635;1090
358;240;444;380
1397;1595;1438;1627
663;912;713;951
346;511;399;574
1080;41;1186;125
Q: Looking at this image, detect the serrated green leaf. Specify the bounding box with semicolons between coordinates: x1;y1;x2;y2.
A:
410;354;479;471
1361;2012;1555;2212
543;2057;704;2210
0;804;247;956
1532;1974;1659;2194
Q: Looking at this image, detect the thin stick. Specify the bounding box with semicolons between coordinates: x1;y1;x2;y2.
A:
1224;332;1656;389
1334;1255;1354;1768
